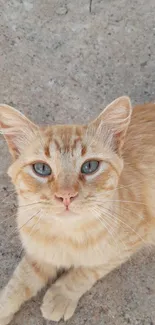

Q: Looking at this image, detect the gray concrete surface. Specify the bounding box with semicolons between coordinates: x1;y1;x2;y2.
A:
0;0;155;324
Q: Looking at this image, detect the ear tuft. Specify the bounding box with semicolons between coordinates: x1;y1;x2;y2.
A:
90;96;132;153
0;104;38;159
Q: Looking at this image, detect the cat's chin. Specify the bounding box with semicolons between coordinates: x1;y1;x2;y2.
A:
56;209;80;219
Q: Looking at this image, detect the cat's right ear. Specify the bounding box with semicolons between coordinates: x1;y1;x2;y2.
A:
0;104;38;159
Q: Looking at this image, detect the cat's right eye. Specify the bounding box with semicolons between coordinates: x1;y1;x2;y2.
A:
32;162;52;177
81;160;100;175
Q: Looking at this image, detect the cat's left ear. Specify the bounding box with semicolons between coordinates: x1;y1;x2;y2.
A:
0;104;38;159
90;96;132;153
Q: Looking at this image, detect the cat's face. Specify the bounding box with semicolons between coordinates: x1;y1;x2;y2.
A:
8;125;122;220
0;97;132;222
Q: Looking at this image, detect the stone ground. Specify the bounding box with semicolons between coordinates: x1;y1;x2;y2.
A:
0;0;155;324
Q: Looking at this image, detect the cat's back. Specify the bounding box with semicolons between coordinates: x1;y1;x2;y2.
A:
121;102;155;236
124;102;155;162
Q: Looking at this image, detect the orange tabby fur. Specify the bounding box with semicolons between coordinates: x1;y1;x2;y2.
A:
0;96;155;324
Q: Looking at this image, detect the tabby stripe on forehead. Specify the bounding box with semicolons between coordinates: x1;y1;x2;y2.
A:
44;144;50;157
44;134;52;158
54;139;61;152
81;145;87;156
72;137;81;152
75;126;82;137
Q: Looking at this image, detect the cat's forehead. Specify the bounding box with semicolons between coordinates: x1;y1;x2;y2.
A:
32;123;111;161
43;124;87;157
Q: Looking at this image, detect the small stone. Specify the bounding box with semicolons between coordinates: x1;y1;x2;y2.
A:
23;0;33;11
124;313;131;323
56;7;68;15
140;61;147;67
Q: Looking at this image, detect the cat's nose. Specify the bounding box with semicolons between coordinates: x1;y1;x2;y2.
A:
54;191;78;209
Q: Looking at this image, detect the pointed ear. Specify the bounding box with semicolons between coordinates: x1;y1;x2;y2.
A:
91;96;132;153
0;104;38;159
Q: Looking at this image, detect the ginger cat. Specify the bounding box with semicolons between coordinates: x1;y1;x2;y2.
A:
0;96;155;325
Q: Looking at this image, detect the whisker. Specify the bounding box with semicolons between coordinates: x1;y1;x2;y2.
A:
118;205;152;231
103;206;147;246
117;205;146;221
90;197;148;207
18;201;61;209
94;206;130;253
93;199;151;235
91;206;142;264
0;205;41;225
28;212;43;237
19;201;45;208
99;210;132;253
90;207;122;259
94;201;146;224
1;209;41;251
8;210;41;238
0;191;16;205
0;213;17;225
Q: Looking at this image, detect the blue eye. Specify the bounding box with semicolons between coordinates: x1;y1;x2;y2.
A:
33;162;52;176
81;160;99;175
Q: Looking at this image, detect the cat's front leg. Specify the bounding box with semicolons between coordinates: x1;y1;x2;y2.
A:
41;265;109;322
0;256;56;325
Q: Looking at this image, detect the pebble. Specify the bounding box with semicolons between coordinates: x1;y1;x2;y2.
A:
56;7;68;16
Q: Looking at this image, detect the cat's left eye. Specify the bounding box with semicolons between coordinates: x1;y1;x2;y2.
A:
81;160;99;175
32;162;52;177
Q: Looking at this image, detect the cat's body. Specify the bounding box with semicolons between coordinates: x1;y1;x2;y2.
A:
0;97;155;325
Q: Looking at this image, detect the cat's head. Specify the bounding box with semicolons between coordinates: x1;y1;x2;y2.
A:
0;96;132;221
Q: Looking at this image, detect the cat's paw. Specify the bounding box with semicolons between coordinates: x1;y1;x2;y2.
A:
41;284;78;322
0;291;14;325
0;314;14;325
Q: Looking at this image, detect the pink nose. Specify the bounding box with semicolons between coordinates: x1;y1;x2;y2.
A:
54;191;78;209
